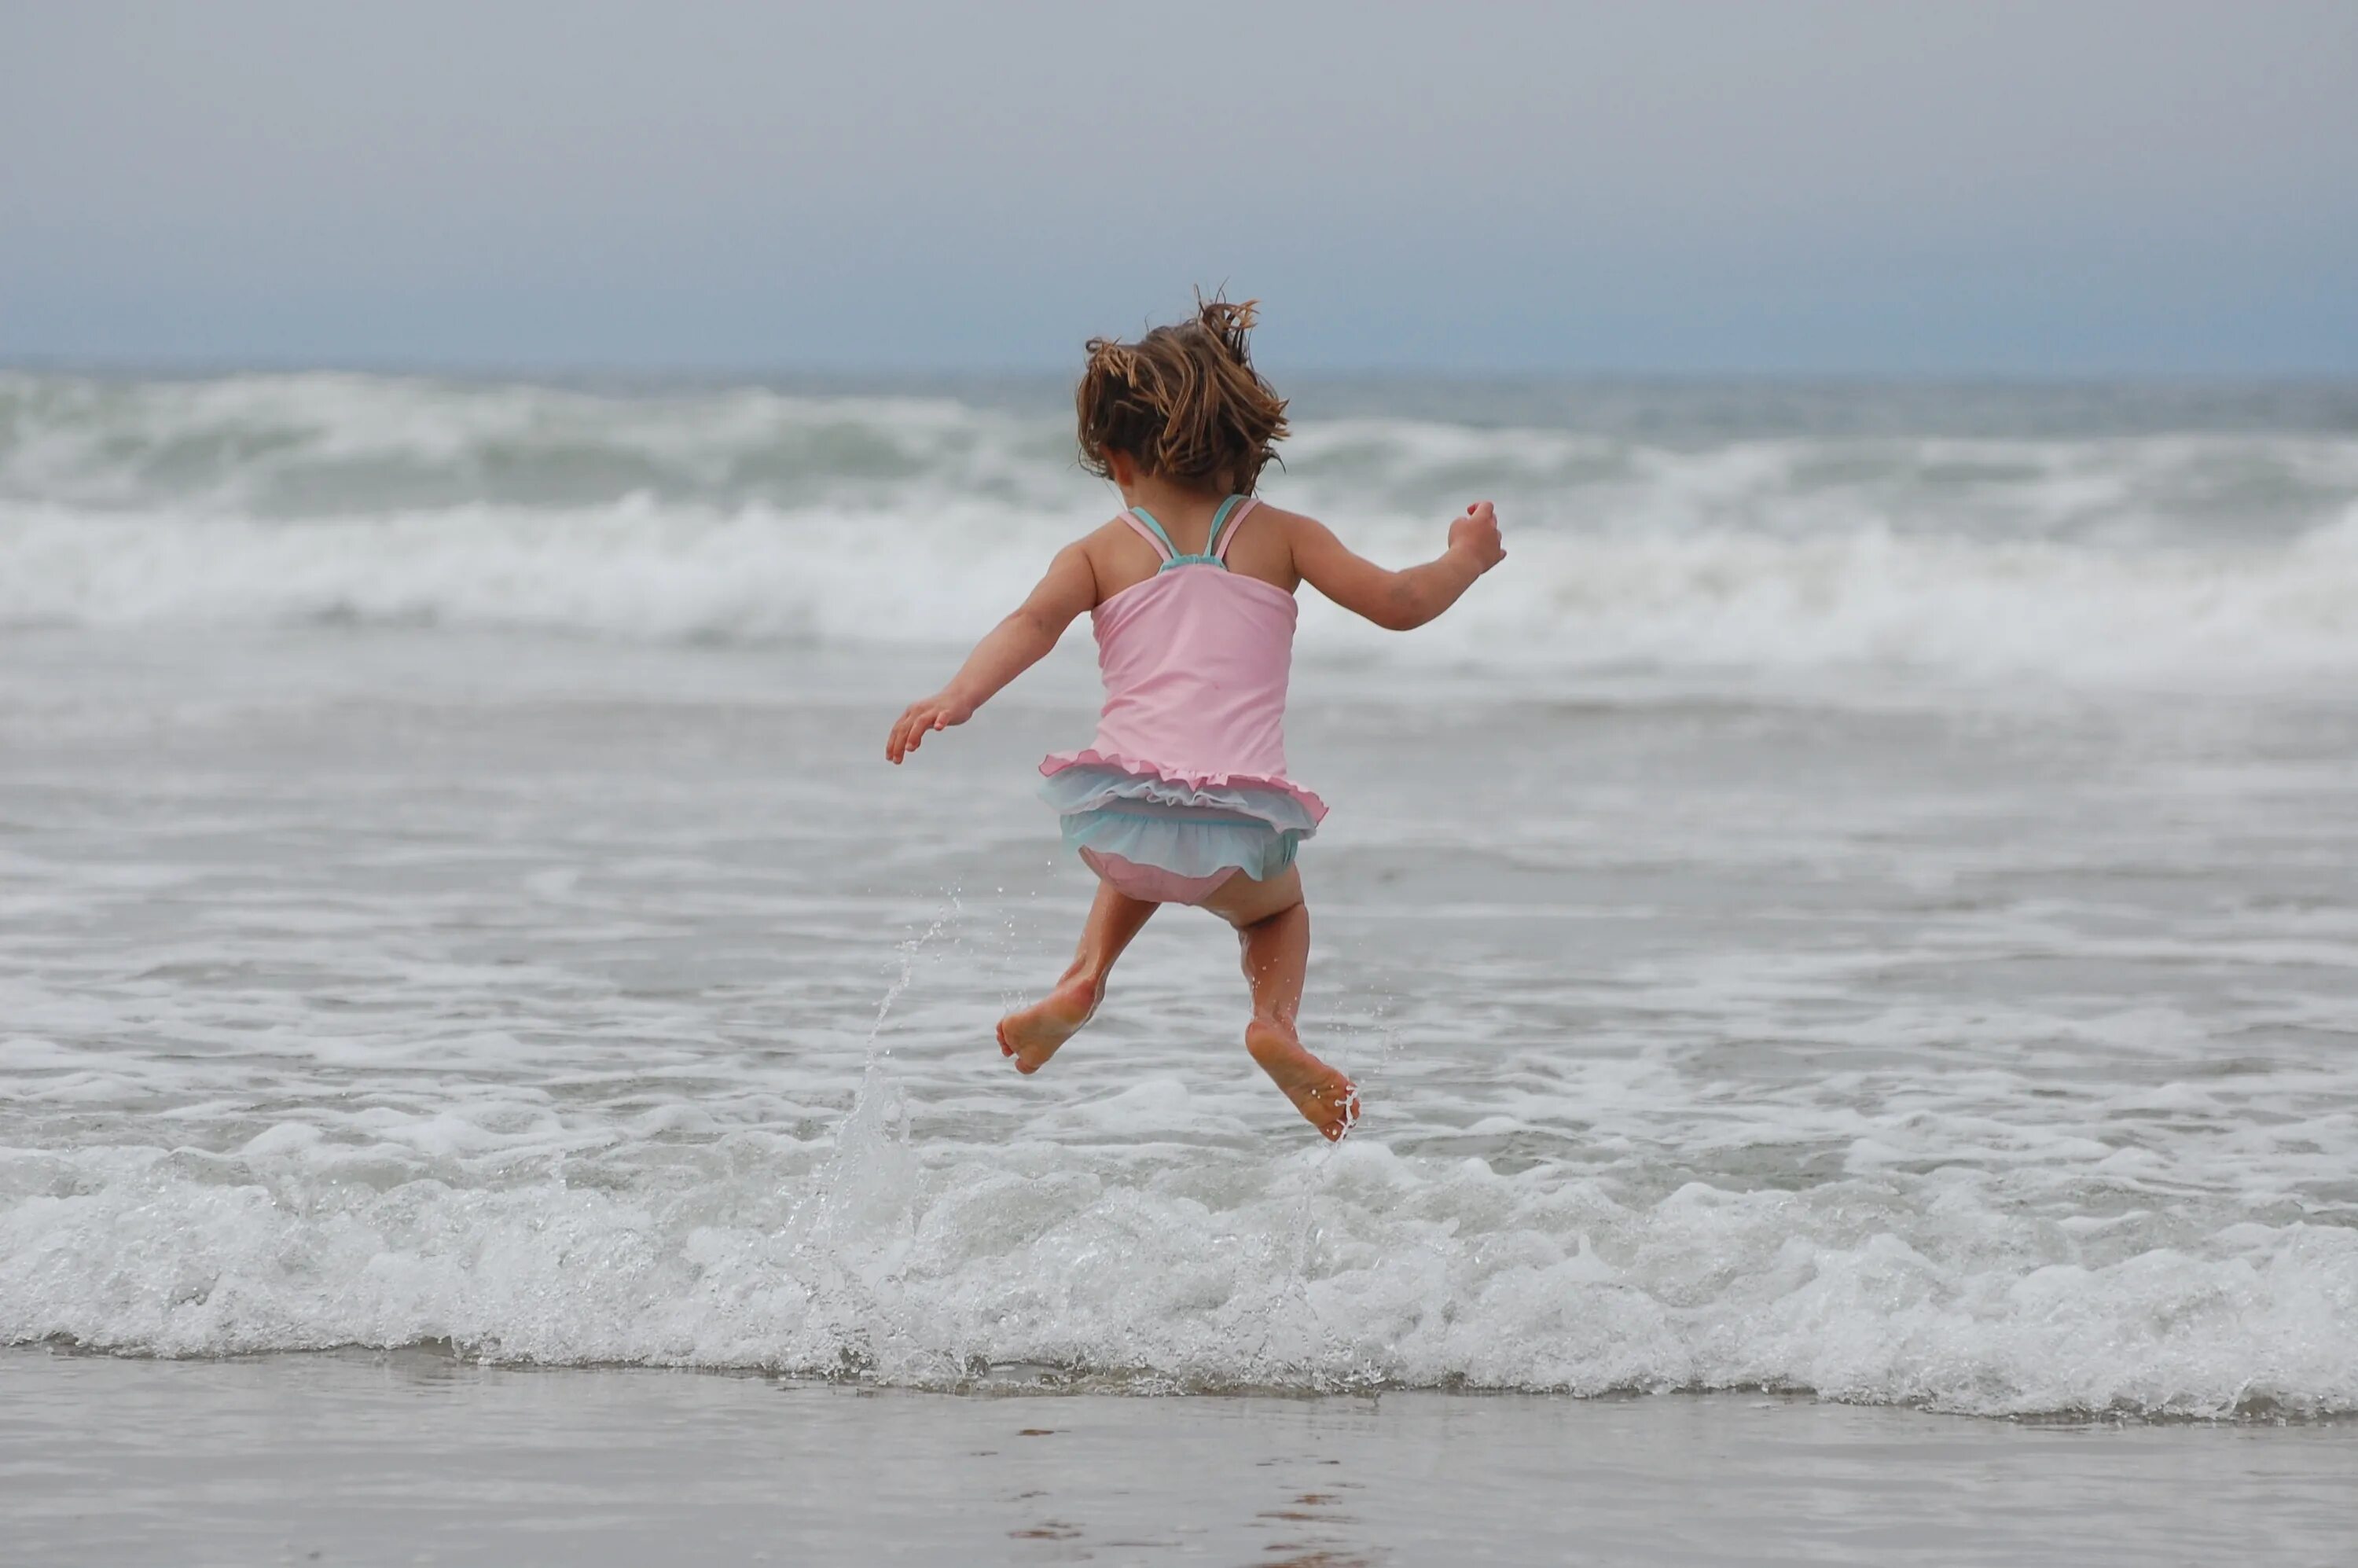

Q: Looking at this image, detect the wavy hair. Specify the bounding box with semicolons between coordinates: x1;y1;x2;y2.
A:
1076;294;1289;494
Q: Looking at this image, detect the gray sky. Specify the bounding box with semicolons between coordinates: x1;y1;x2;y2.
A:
4;0;2355;374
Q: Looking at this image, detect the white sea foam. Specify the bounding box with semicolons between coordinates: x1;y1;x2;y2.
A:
5;1100;2352;1418
6;498;2356;686
5;370;2357;685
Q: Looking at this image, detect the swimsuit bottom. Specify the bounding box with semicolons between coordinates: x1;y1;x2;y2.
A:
1041;768;1313;908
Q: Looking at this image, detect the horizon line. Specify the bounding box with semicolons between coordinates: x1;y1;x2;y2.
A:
8;354;2358;390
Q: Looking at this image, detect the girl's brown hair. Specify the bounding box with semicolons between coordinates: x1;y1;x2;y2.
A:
1076;295;1289;494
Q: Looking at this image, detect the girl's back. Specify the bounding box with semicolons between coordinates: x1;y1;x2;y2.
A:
1061;491;1311;802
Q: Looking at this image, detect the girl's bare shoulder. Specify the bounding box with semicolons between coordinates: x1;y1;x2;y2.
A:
1245;498;1319;530
1241;500;1333;556
1077;515;1141;546
1227;498;1320;589
1071;514;1159;602
1074;515;1145;568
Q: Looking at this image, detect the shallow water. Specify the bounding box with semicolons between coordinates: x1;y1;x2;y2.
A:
5;623;2354;1417
5;373;2356;1418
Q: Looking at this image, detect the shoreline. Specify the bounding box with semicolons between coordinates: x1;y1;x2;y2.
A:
8;1347;2356;1566
17;1339;2358;1429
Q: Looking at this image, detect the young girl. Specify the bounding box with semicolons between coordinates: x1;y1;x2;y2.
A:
885;299;1504;1139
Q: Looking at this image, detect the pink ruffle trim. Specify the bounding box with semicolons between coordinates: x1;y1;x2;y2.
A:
1040;748;1329;824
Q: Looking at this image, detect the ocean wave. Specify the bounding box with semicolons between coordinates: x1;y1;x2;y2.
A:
0;371;1066;517
5;1091;2351;1419
7;369;2358;684
9;370;2358;538
6;497;2356;685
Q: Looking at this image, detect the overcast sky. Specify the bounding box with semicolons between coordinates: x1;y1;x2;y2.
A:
4;1;2354;375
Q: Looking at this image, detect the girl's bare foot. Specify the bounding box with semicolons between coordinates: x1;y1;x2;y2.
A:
1245;1018;1360;1140
995;975;1101;1074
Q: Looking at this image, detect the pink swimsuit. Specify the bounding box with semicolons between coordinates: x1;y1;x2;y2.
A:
1038;495;1328;905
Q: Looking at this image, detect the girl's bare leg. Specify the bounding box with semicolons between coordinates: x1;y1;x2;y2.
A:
1201;868;1359;1140
997;878;1158;1074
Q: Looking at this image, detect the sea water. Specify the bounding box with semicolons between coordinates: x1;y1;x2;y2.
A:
2;370;2354;1419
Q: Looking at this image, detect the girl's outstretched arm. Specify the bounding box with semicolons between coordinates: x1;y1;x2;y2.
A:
887;542;1098;763
1290;501;1505;631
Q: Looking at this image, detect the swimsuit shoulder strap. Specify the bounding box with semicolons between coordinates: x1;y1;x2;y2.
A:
1136;501;1234;572
1119;506;1177;562
1210;494;1259;562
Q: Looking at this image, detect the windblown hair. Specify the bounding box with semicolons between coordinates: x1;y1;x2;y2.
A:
1076;296;1290;494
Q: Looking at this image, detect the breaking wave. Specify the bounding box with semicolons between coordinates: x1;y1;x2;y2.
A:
5;370;2357;686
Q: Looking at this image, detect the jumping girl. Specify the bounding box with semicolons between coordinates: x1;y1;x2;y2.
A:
885;299;1504;1139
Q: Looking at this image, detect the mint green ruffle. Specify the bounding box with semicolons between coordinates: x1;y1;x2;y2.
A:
1040;765;1313;883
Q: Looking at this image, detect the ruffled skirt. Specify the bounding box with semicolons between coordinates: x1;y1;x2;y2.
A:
1038;763;1319;906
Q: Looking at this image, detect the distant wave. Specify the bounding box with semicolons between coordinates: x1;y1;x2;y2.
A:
6;370;2358;685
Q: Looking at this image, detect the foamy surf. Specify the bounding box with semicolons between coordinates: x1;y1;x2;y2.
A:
6;1100;2353;1419
4;370;2356;686
6;501;2358;687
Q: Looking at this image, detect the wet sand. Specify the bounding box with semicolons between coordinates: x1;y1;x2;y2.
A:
5;1347;2353;1566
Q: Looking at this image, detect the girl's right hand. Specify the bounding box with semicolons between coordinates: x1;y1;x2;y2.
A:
886;689;975;764
1449;501;1506;571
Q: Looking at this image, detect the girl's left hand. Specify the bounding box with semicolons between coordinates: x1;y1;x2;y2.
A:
886;690;976;763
